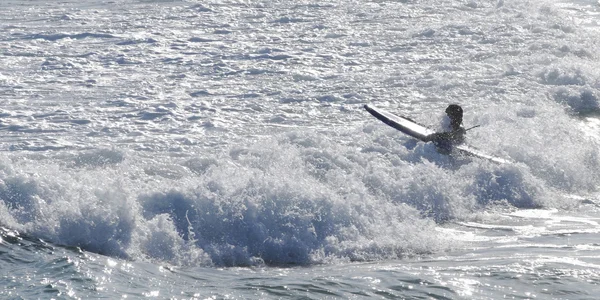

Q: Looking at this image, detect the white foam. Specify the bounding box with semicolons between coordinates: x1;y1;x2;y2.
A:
0;0;599;267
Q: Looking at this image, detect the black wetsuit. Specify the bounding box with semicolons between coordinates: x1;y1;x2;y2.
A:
424;104;466;154
424;127;466;155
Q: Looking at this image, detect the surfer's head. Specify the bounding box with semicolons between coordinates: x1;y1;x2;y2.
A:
445;104;463;129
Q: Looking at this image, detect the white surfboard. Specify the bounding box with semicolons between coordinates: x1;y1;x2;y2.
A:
363;104;434;141
454;144;511;164
364;104;510;164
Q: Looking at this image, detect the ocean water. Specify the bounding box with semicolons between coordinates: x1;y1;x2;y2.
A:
0;0;599;298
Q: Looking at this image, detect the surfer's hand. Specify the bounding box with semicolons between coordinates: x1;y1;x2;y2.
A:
424;133;442;142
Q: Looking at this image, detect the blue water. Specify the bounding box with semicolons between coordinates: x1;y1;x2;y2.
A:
1;0;600;298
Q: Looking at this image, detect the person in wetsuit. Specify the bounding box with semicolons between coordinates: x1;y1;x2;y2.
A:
423;104;466;154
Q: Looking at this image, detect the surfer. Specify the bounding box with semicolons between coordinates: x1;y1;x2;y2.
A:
423;104;466;154
364;103;507;163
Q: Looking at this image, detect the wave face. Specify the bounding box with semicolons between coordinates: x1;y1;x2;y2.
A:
0;0;599;268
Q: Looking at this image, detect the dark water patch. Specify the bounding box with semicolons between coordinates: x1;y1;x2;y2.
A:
325;33;346;39
251;54;294;61
139;112;168;120
1;229;55;255
117;38;158;45
39;256;79;279
24;32;117;41
0;124;28;132
241;283;293;297
139;109;173;120
113;56;141;65
271;17;309;23
552;88;600;115
317;95;343;103
278;282;341;297
161;57;183;64
292;4;336;9
0;177;45;224
349;41;372;47
182;157;218;174
2;51;41;57
189;90;212;97
41;58;81;71
139;186;342;267
245;68;285;75
470;167;540;209
8;144;70;152
190;4;213;12
56;211;133;259
105;99;136;107
413;28;436;38
0;230;94;299
187;115;203;121
213;29;233;35
188;37;216;43
280;97;310;104
256;47;286;54
539;68;586;86
48;119;92;125
115;93;150;101
232;93;261;99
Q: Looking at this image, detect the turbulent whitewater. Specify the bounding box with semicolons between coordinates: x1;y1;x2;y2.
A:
1;0;600;298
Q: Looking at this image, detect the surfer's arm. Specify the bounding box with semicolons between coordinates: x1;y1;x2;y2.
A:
423;132;446;143
424;129;465;143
